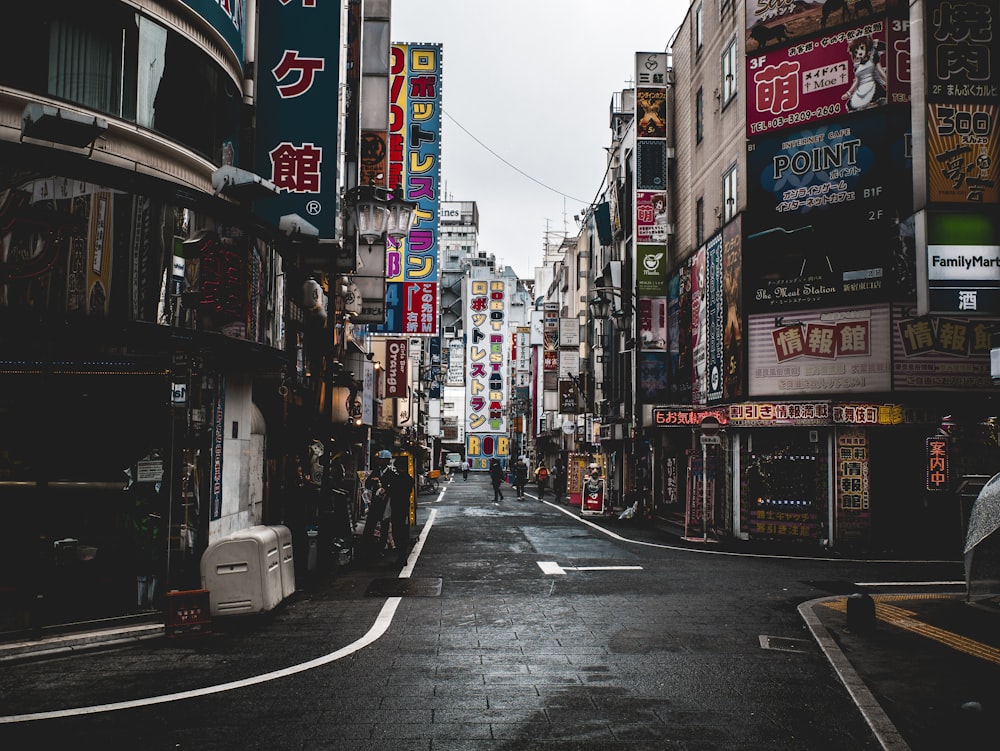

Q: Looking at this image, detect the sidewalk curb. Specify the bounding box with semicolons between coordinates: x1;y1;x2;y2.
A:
799;596;911;751
0;623;164;663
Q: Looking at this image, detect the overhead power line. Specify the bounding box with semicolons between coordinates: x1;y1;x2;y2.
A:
442;108;591;206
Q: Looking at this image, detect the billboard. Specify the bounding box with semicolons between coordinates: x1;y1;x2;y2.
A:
255;0;340;237
705;233;725;403
743;213;915;313
465;278;509;434
924;0;999;105
636;191;669;242
379;43;442;334
748;19;909;138
722;216;746;400
745;0;894;53
747;109;911;224
926;103;999;205
748;304;892;395
922;211;1000;314
892;303;997;390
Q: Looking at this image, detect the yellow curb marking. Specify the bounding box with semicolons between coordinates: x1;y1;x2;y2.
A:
822;596;1000;666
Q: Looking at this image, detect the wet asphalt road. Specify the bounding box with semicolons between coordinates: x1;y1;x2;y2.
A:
0;473;963;750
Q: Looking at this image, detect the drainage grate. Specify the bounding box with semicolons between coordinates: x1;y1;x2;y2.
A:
366;577;443;597
759;635;813;653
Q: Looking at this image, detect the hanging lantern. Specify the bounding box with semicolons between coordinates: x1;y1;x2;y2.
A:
330;385;352;423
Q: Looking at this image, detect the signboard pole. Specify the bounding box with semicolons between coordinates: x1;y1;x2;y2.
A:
702;440;708;542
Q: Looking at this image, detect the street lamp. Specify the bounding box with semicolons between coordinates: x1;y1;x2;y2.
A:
343;185;417;249
588;286;634;320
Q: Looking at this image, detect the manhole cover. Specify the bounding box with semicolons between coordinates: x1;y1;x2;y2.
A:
366;577;442;597
759;635;813;653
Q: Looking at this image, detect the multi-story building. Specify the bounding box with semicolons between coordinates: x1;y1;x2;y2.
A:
0;1;413;632
570;0;1000;554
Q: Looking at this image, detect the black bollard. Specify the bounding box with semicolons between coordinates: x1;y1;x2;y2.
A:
846;592;876;633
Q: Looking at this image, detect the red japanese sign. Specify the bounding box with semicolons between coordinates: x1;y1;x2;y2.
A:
925;436;950;491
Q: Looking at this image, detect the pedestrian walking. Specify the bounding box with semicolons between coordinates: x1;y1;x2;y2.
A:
361;449;395;559
534;461;550;499
387;457;415;565
513;458;528;499
460;458;470;480
553;462;566;501
489;458;504;502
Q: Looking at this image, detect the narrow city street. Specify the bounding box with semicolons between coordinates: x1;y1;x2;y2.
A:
0;475;964;750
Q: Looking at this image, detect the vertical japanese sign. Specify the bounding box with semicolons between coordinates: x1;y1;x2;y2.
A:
705;232;725;403
925;436;950;491
255;0;339;237
381;43;441;334
722;216;745;400
691;247;707;406
466;278;508;435
635;52;670;409
923;0;999;206
384;338;409;399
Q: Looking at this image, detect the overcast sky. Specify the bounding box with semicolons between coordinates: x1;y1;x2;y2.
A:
392;1;691;279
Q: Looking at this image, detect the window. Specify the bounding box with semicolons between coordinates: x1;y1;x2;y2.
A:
696;197;705;247
695;87;704;144
4;2;240;163
721;38;738;105
723;163;737;223
695;4;703;51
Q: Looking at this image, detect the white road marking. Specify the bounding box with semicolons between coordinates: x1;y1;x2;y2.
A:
537;561;643;575
0;509;440;725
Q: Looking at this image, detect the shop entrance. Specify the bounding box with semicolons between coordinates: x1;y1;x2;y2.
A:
742;429;826;543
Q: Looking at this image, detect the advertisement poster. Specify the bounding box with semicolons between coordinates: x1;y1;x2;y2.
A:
748;19;908;138
747;109;911;225
637;140;667;189
637;244;668;297
671;264;693;403
690;248;707;406
580;476;607;516
638;351;670;404
636;191;669;242
748;304;892;396
639;297;668;350
926;103;999;205
637;88;667;138
722;216;745;399
705;233;725;403
743;214;913;313
892;303;997;390
745;0;892;53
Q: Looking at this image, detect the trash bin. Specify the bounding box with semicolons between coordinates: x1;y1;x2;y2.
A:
200;526;284;616
272;524;296;598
